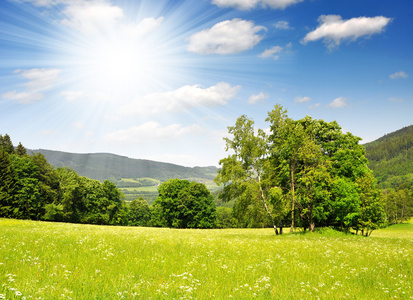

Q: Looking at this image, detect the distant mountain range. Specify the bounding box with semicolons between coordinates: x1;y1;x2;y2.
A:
30;124;413;191
30;149;218;182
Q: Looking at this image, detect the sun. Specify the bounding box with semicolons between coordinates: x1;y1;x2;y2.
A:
70;34;167;95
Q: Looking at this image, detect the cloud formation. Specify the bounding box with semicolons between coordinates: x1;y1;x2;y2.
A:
389;71;408;80
2;68;61;104
302;15;391;50
60;91;112;102
103;122;204;144
259;46;283;59
187;19;265;54
119;82;241;115
248;92;269;104
259;43;292;60
294;96;311;103
22;0;163;37
274;20;292;30
60;1;163;37
212;0;303;10
329;97;347;108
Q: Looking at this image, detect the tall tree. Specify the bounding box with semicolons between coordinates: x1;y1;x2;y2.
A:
16;142;27;156
0;151;16;217
266;105;313;232
214;115;278;233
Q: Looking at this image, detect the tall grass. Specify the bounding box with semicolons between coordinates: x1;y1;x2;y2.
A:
1;219;412;299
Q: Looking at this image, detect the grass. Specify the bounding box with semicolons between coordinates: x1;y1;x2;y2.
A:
1;219;412;299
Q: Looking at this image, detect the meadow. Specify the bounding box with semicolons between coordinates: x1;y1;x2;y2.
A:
0;219;412;299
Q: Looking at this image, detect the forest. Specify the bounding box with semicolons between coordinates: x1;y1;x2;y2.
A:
1;105;412;233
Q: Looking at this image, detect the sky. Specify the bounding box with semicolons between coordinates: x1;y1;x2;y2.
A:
1;0;412;167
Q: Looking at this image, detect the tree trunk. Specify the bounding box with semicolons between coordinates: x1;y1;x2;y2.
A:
257;172;279;235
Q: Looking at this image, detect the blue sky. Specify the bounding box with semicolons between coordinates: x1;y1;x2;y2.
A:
1;0;412;167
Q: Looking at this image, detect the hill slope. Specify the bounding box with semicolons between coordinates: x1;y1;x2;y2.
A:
30;149;218;182
364;125;413;188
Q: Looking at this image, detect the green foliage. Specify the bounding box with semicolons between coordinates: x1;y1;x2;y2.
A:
216;106;386;235
154;179;217;228
16;142;27;156
0;134;15;154
0;134;127;227
364;125;413;188
382;187;413;224
128;197;151;226
215;207;236;228
30;149;218;182
215;115;277;232
0;151;16;217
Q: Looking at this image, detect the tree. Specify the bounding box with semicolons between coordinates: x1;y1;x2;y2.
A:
266;106;316;232
9;155;43;220
16;142;27;156
214;115;278;233
154;179;216;229
128;197;151;226
0;151;16;217
216;105;385;234
0;134;14;154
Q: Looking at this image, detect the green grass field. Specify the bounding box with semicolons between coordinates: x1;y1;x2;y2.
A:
1;219;412;299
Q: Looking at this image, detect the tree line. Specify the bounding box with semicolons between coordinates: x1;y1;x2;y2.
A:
0;134;216;228
2;104;413;233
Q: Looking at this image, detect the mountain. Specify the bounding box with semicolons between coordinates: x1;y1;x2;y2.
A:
364;125;413;188
30;149;218;182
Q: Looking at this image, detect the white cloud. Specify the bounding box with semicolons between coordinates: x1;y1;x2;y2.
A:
103;122;204;144
61;90;112;102
294;96;311;103
187;19;265;54
212;0;303;10
248;92;269;104
19;68;61;90
212;0;259;10
20;0;63;6
2;91;44;104
329;97;347;108
274;20;291;30
388;97;404;103
2;68;60;104
123;17;164;38
389;71;408;80
27;1;164;37
302;15;391;50
259;46;283;59
309;103;320;109
259;43;292;59
261;0;303;9
119;82;241;115
61;2;123;35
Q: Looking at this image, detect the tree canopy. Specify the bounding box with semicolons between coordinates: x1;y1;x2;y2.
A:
215;105;386;235
153;179;217;229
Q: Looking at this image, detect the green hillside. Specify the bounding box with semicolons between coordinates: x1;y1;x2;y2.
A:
30;149;219;202
30;149;218;181
364;125;413;188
